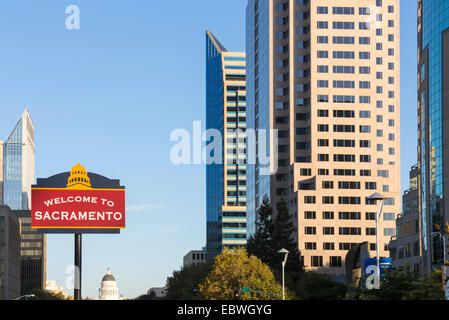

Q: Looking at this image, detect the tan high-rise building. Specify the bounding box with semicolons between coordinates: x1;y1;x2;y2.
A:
246;0;400;277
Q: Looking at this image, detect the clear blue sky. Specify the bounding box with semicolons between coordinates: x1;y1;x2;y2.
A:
0;0;417;298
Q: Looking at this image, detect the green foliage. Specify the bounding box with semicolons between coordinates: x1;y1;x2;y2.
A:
296;272;347;300
165;261;213;300
247;196;304;296
198;249;286;300
246;195;273;265
28;289;66;300
347;268;445;300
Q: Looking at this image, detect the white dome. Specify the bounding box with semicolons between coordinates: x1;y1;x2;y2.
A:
99;268;119;300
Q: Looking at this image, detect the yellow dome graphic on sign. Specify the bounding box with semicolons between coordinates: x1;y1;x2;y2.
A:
66;163;93;190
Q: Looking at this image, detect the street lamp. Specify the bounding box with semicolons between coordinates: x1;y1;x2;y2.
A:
278;248;289;300
367;192;386;287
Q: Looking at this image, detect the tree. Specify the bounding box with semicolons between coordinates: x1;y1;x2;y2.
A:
271;201;304;283
198;249;286;300
28;289;66;300
247;196;304;296
347;268;444;300
165;261;213;300
296;272;347;300
246;195;273;265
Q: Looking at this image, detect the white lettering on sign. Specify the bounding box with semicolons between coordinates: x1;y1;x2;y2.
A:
34;211;122;221
43;196;107;207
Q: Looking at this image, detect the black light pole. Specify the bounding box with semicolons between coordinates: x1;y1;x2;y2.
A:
74;233;82;300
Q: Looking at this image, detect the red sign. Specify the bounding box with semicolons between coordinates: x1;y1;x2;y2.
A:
32;188;125;229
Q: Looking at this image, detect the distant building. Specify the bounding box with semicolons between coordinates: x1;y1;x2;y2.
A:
206;30;247;260
148;287;167;298
0;205;21;300
389;165;421;273
183;249;207;267
15;210;46;295
0;110;45;294
45;280;68;299
99;268;119;300
0;109;35;211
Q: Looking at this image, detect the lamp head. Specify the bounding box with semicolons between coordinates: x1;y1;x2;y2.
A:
367;192;386;201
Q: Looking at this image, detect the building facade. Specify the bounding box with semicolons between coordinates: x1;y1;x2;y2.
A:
0;206;21;300
418;0;449;275
0;110;45;294
14;210;46;294
389;165;421;273
206;30;247;260
45;280;68;299
99;268;120;300
246;0;401;276
183;249;207;267
0;109;35;210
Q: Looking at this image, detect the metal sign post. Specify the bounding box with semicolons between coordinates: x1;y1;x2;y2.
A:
74;234;82;300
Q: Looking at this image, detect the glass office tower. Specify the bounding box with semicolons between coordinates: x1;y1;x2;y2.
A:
1;109;35;210
246;0;401;276
0;110;45;293
206;30;247;260
418;0;449;274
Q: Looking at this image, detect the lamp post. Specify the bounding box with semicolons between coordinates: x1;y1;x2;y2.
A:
367;192;386;287
278;248;289;300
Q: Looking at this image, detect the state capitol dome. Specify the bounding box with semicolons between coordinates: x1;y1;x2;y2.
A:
66;162;92;190
99;268;120;300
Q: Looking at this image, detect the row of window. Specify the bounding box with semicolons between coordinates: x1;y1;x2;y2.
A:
316;21;395;30
317;4;395;15
304;211;395;221
304;226;395;236
303;196;395;205
307;242;388;252
296;124;395;134
315;154;396;163
299;168;389;178
317;80;394;89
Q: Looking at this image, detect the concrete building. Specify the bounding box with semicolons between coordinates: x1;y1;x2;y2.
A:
45;280;68;299
99;268;119;300
15;210;46;294
0;206;21;300
389;165;421;273
245;0;401;276
417;0;449;275
183;249;207;267
206;30;247;260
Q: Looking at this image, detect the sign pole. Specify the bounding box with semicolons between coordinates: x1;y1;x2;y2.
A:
74;233;82;300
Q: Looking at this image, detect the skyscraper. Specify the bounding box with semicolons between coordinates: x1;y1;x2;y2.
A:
0;109;35;210
0;110;45;293
206;30;247;260
418;0;449;274
246;0;401;276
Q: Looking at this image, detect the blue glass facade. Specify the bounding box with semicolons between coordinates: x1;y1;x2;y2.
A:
206;31;247;259
206;32;225;259
3;119;23;210
419;0;449;271
246;0;271;236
